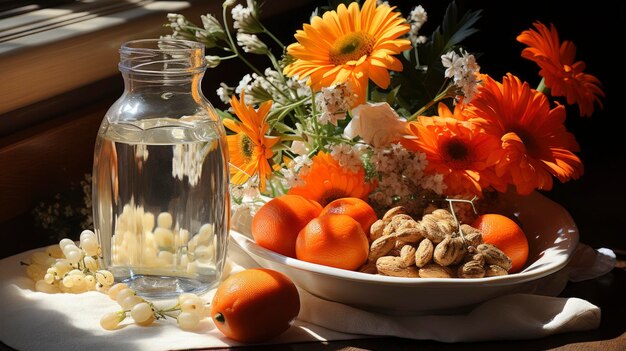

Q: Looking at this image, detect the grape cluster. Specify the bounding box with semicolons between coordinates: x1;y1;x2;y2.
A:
24;230;115;293
100;283;211;331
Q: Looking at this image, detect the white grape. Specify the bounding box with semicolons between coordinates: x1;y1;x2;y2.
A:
83;256;98;271
66;249;83;265
79;229;96;243
115;288;136;305
35;280;60;293
59;238;75;250
45;245;64;258
180;296;206;316
81;237;100;257
31;252;54;266
154;228;174;248
44;273;55;284
62;275;74;288
96;270;114;286
53;260;72;276
177;311;200;331
177;293;198;305
100;311;125;330
130;302;154;324
107;283;128;300
157;212;173;229
85;275;97;290
119;295;144;310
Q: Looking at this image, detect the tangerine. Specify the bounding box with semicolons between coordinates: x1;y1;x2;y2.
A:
211;268;300;343
320;197;378;235
295;214;369;271
252;195;322;257
472;214;529;273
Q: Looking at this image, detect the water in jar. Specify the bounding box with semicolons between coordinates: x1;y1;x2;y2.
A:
92;116;229;298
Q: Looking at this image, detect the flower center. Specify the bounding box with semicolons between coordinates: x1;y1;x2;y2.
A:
509;126;540;157
442;138;472;168
319;187;349;207
239;134;254;161
329;32;376;65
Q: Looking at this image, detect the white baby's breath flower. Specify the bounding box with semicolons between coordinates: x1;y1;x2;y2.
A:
205;55;221;68
408;5;428;46
236;33;268;54
442;49;481;102
235;74;253;95
315;83;356;126
200;14;223;33
216;83;233;104
420;173;447;195
232;2;262;33
330;143;366;174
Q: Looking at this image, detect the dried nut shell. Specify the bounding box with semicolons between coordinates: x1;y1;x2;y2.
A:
414;238;434;267
418;263;455;278
382;206;407;224
399;245;417;268
394;227;423;244
383;214;414;236
460;224;483;247
369;220;385;241
458;260;486;278
433;235;467;266
477;244;513;271
368;236;396;262
485;264;509;277
398;219;419;230
376;256;420;277
431;209;459;231
358;261;378;274
417;216;451;244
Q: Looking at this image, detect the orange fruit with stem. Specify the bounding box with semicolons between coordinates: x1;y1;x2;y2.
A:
295;214;369;271
472;213;529;273
320;197;378;235
211;268;300;343
252;195;322;257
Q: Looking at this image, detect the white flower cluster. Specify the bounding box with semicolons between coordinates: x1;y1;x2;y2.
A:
330;143;367;174
315;83;357;126
236;33;268;55
279;154;312;188
441;49;481;102
368;143;445;210
232;3;262;34
218;68;310;107
408;5;428;46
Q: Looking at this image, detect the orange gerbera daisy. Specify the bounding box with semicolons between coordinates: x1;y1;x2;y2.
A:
517;21;604;117
283;0;411;105
287;151;375;206
465;74;583;195
224;91;279;191
401;116;504;197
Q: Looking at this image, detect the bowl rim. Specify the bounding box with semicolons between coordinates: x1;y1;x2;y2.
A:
231;191;579;288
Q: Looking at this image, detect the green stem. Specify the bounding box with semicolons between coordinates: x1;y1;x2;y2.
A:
261;23;285;49
536;78;548;94
409;86;454;121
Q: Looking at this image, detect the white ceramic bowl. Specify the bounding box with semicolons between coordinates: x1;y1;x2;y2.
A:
230;191;579;315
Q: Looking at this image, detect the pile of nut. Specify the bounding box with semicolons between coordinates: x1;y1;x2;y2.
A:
359;206;512;278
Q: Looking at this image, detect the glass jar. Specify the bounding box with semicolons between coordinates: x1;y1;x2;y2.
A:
92;39;230;298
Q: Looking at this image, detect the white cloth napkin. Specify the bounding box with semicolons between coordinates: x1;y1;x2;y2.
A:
0;242;615;351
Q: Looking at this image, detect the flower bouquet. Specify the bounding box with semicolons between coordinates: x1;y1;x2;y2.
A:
165;0;603;279
166;0;602;214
